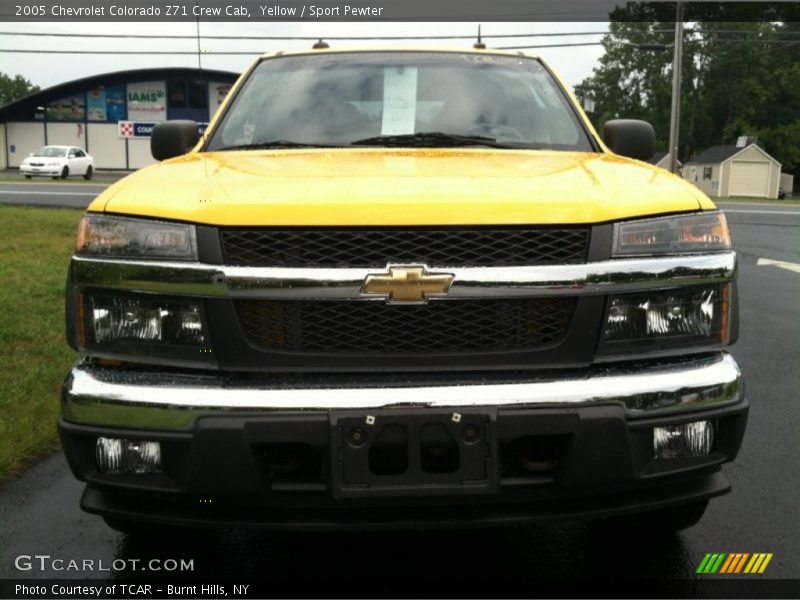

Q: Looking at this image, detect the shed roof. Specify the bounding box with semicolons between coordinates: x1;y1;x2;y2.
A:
687;145;744;165
648;151;682;167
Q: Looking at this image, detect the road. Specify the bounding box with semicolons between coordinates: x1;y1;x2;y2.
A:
0;182;107;209
0;192;798;595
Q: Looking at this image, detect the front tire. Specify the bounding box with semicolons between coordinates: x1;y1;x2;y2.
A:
60;166;69;179
24;175;32;179
83;165;93;180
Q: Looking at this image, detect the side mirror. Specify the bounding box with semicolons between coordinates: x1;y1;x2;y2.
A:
602;119;655;161
151;120;200;161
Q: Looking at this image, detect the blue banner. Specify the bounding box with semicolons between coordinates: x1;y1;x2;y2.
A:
106;84;127;122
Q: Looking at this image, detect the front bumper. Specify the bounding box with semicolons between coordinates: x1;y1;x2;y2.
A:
60;352;747;529
20;165;61;176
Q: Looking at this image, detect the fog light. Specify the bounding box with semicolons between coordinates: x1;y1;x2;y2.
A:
653;420;714;459
96;437;162;474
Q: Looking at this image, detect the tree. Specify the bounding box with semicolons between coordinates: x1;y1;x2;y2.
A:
576;5;800;175
0;73;39;107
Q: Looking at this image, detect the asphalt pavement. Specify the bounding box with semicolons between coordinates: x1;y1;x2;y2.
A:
0;191;799;595
0;182;107;209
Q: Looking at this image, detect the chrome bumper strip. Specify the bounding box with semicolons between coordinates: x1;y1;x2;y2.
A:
71;252;737;300
62;353;743;429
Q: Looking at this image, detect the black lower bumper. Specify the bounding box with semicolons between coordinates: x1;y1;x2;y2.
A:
78;470;732;531
59;399;748;530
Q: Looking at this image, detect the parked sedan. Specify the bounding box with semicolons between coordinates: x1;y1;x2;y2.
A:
20;146;94;180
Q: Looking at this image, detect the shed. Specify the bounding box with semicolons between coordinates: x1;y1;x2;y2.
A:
648;151;682;172
684;143;782;199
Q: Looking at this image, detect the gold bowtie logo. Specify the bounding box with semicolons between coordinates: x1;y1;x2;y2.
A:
361;266;454;303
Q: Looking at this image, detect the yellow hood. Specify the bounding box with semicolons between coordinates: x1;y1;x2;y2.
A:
93;149;713;226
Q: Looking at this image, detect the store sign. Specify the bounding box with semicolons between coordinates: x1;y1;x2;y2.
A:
47;94;86;121
87;87;107;121
127;81;167;122
118;121;208;138
209;82;233;114
106;85;127;122
117;121;156;138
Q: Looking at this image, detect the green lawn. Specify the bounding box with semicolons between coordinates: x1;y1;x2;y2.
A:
0;206;82;478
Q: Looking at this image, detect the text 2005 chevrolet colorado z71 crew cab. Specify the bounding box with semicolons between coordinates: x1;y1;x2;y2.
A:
60;47;746;533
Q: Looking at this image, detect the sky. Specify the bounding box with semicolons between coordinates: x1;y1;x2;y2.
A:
5;21;609;91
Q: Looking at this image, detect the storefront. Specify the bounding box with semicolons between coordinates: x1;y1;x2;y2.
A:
0;67;238;170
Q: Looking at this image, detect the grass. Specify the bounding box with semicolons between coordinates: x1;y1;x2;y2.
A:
0;205;82;479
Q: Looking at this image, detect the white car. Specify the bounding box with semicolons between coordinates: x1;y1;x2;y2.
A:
20;145;94;180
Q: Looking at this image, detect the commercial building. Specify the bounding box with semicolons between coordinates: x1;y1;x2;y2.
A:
0;67;238;171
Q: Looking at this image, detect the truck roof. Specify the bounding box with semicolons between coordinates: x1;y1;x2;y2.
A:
258;46;540;60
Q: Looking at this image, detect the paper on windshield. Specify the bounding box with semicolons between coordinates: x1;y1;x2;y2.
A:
381;67;418;135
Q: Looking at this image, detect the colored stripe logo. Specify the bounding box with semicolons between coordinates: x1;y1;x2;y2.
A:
697;553;773;574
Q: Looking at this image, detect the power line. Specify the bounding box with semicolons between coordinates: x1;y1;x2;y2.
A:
0;30;616;40
1;28;797;41
0;40;619;54
494;42;604;49
4;36;797;55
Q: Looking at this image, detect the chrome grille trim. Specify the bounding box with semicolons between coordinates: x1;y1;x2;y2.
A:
71;252;737;300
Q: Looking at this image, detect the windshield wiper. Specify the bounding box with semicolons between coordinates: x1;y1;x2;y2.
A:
351;132;522;149
216;140;342;151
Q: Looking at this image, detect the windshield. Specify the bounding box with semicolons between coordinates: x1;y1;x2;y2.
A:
206;52;594;151
32;147;67;157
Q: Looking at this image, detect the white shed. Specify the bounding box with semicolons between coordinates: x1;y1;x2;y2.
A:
648;151;682;172
684;143;782;199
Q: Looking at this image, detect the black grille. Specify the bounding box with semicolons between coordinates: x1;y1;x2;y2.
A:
221;228;589;267
236;298;577;354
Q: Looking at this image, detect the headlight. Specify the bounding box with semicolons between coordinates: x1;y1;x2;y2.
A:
598;284;730;356
46;161;60;166
76;214;197;260
612;211;731;257
80;292;213;362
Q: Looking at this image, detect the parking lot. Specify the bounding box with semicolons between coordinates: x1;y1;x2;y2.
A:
0;186;798;594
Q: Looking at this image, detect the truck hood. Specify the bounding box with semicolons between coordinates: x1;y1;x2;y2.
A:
94;149;711;226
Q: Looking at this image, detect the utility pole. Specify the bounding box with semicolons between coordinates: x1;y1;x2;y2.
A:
668;2;684;174
195;3;206;124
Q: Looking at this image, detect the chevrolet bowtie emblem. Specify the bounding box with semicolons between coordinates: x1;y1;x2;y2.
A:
361;266;454;303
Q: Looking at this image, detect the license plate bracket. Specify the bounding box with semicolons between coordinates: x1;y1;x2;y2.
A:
330;408;498;498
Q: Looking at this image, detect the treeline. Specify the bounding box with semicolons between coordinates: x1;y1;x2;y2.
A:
575;4;800;175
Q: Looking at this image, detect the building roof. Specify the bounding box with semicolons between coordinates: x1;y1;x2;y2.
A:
687;145;745;165
648;151;682;167
260;46;540;60
686;143;782;166
0;67;239;120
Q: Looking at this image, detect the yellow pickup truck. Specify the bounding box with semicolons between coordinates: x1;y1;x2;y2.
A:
60;47;746;534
